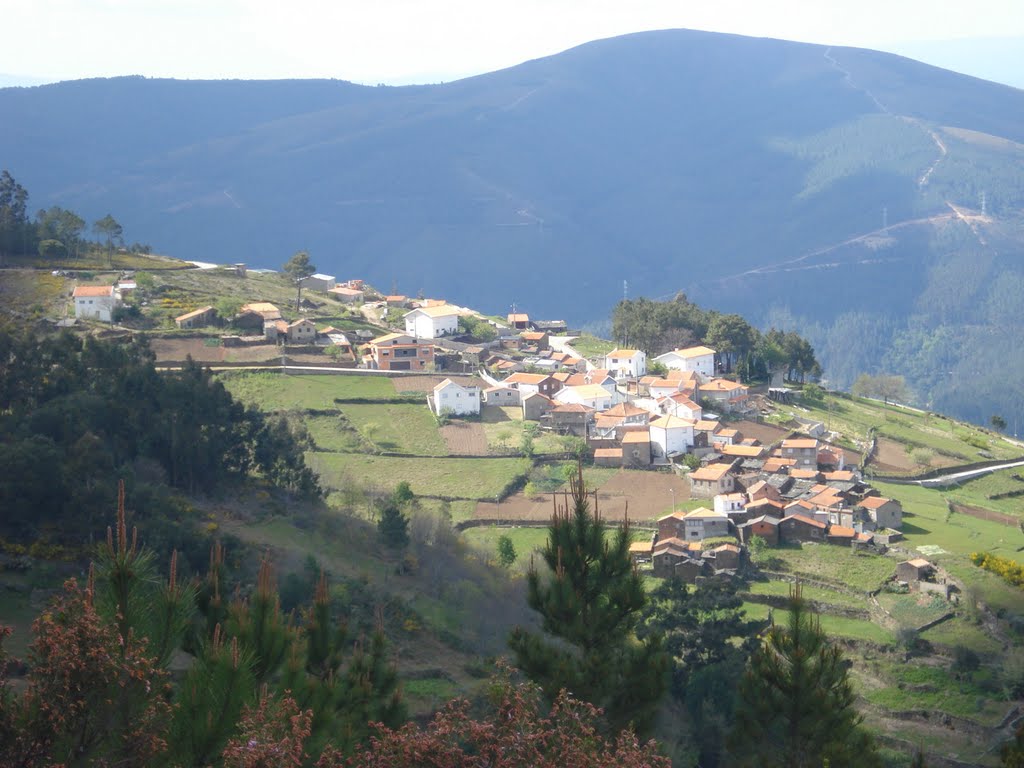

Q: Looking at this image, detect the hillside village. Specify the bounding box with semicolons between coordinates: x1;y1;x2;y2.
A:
64;263;944;595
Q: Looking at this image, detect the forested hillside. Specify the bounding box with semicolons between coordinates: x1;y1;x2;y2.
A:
2;29;1023;422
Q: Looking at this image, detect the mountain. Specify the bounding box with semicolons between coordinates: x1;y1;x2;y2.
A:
2;28;1024;424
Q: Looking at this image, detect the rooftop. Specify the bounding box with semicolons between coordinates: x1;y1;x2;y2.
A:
73;285;115;297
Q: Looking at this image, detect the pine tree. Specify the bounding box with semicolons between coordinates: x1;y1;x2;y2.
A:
508;464;668;736
378;498;409;548
729;585;880;768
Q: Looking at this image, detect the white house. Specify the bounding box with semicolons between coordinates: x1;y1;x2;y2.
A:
649;414;695;458
404;305;460;339
433;379;481;416
299;273;337;292
73;285;120;322
648;378;684;400
605;349;647;379
553;384;617;411
659;392;702;421
713;493;746;515
654;346;716;379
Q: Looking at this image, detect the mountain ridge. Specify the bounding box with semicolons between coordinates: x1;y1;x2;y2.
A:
2;28;1023;423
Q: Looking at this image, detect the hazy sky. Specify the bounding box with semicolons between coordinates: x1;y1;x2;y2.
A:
2;0;1023;85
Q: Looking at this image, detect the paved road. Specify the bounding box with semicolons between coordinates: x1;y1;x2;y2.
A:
915;459;1024;488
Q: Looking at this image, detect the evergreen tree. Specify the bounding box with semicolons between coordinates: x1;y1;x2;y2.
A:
378;499;409;548
283;250;316;311
497;534;517;568
729;585;880;768
508;464;668;735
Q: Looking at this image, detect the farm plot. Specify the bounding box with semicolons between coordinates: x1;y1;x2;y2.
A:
390;375;484;394
340;403;446;455
222;372;401;410
307;453;530;500
440;422;490;455
766;543;896;593
473;467;684;523
730;419;791;446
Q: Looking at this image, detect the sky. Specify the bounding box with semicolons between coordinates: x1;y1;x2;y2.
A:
2;0;1023;87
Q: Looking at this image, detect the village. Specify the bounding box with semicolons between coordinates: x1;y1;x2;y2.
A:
63;264;950;597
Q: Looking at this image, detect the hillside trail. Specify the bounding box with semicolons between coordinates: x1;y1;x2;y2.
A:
822;47;948;189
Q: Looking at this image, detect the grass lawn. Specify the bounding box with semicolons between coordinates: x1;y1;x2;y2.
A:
567;335;617;359
741;601;892;644
222;372;401;411
873;480;1024;564
462;527;551;571
307;453;531;499
404;677;460;713
745;580;869;611
0;270;70;318
766;543;896;592
481;408;567;455
920;616;1004;655
340;403;446;456
945;468;1024;520
860;661;1008;725
785;394;1020;462
305;414;364;452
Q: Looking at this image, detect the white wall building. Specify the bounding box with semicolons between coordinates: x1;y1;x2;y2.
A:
299;273;337;292
405;305;460;339
649;414;695;458
605;349;647;379
73;285;120;322
553;384;617;411
433;379;481;416
654;346;716;379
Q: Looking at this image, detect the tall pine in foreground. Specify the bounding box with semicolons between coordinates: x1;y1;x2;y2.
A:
729;585;880;768
508;464;668;735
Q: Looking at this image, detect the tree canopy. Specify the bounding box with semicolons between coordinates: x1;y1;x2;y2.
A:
508;464;669;735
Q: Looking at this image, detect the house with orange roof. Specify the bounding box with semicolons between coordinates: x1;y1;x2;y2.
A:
654;345;716;379
779;514;827;544
779;437;819;468
700;378;750;411
762;456;797;473
689;461;736;498
857;495;903;529
648;378;685;400
660;391;702;421
554;383;617;411
826;525;857;545
175;305;217;329
621;430;652;467
385;295;410;308
594;446;624;467
507;312;530;329
503;372;561;398
327;285;364;304
544;402;594;436
73;285;121;322
605;348;647;379
368;333;434;371
519;330;549;351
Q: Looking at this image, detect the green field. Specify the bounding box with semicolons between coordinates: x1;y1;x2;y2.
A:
875;592;950;629
745;579;869;611
223;372;402;410
741;601;892;644
462;526;551;571
481;407;567;455
307;453;531;499
567;335;616;359
339;403;446;456
765;543;897;592
945;468;1024;520
920;615;1004;655
859;661;1008;725
785;393;1021;463
305;414;365;452
873;480;1024;563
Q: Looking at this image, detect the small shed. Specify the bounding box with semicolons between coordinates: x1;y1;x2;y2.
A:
896;558;934;583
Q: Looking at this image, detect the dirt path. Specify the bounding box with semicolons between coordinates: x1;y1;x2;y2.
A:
951;502;1019;528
